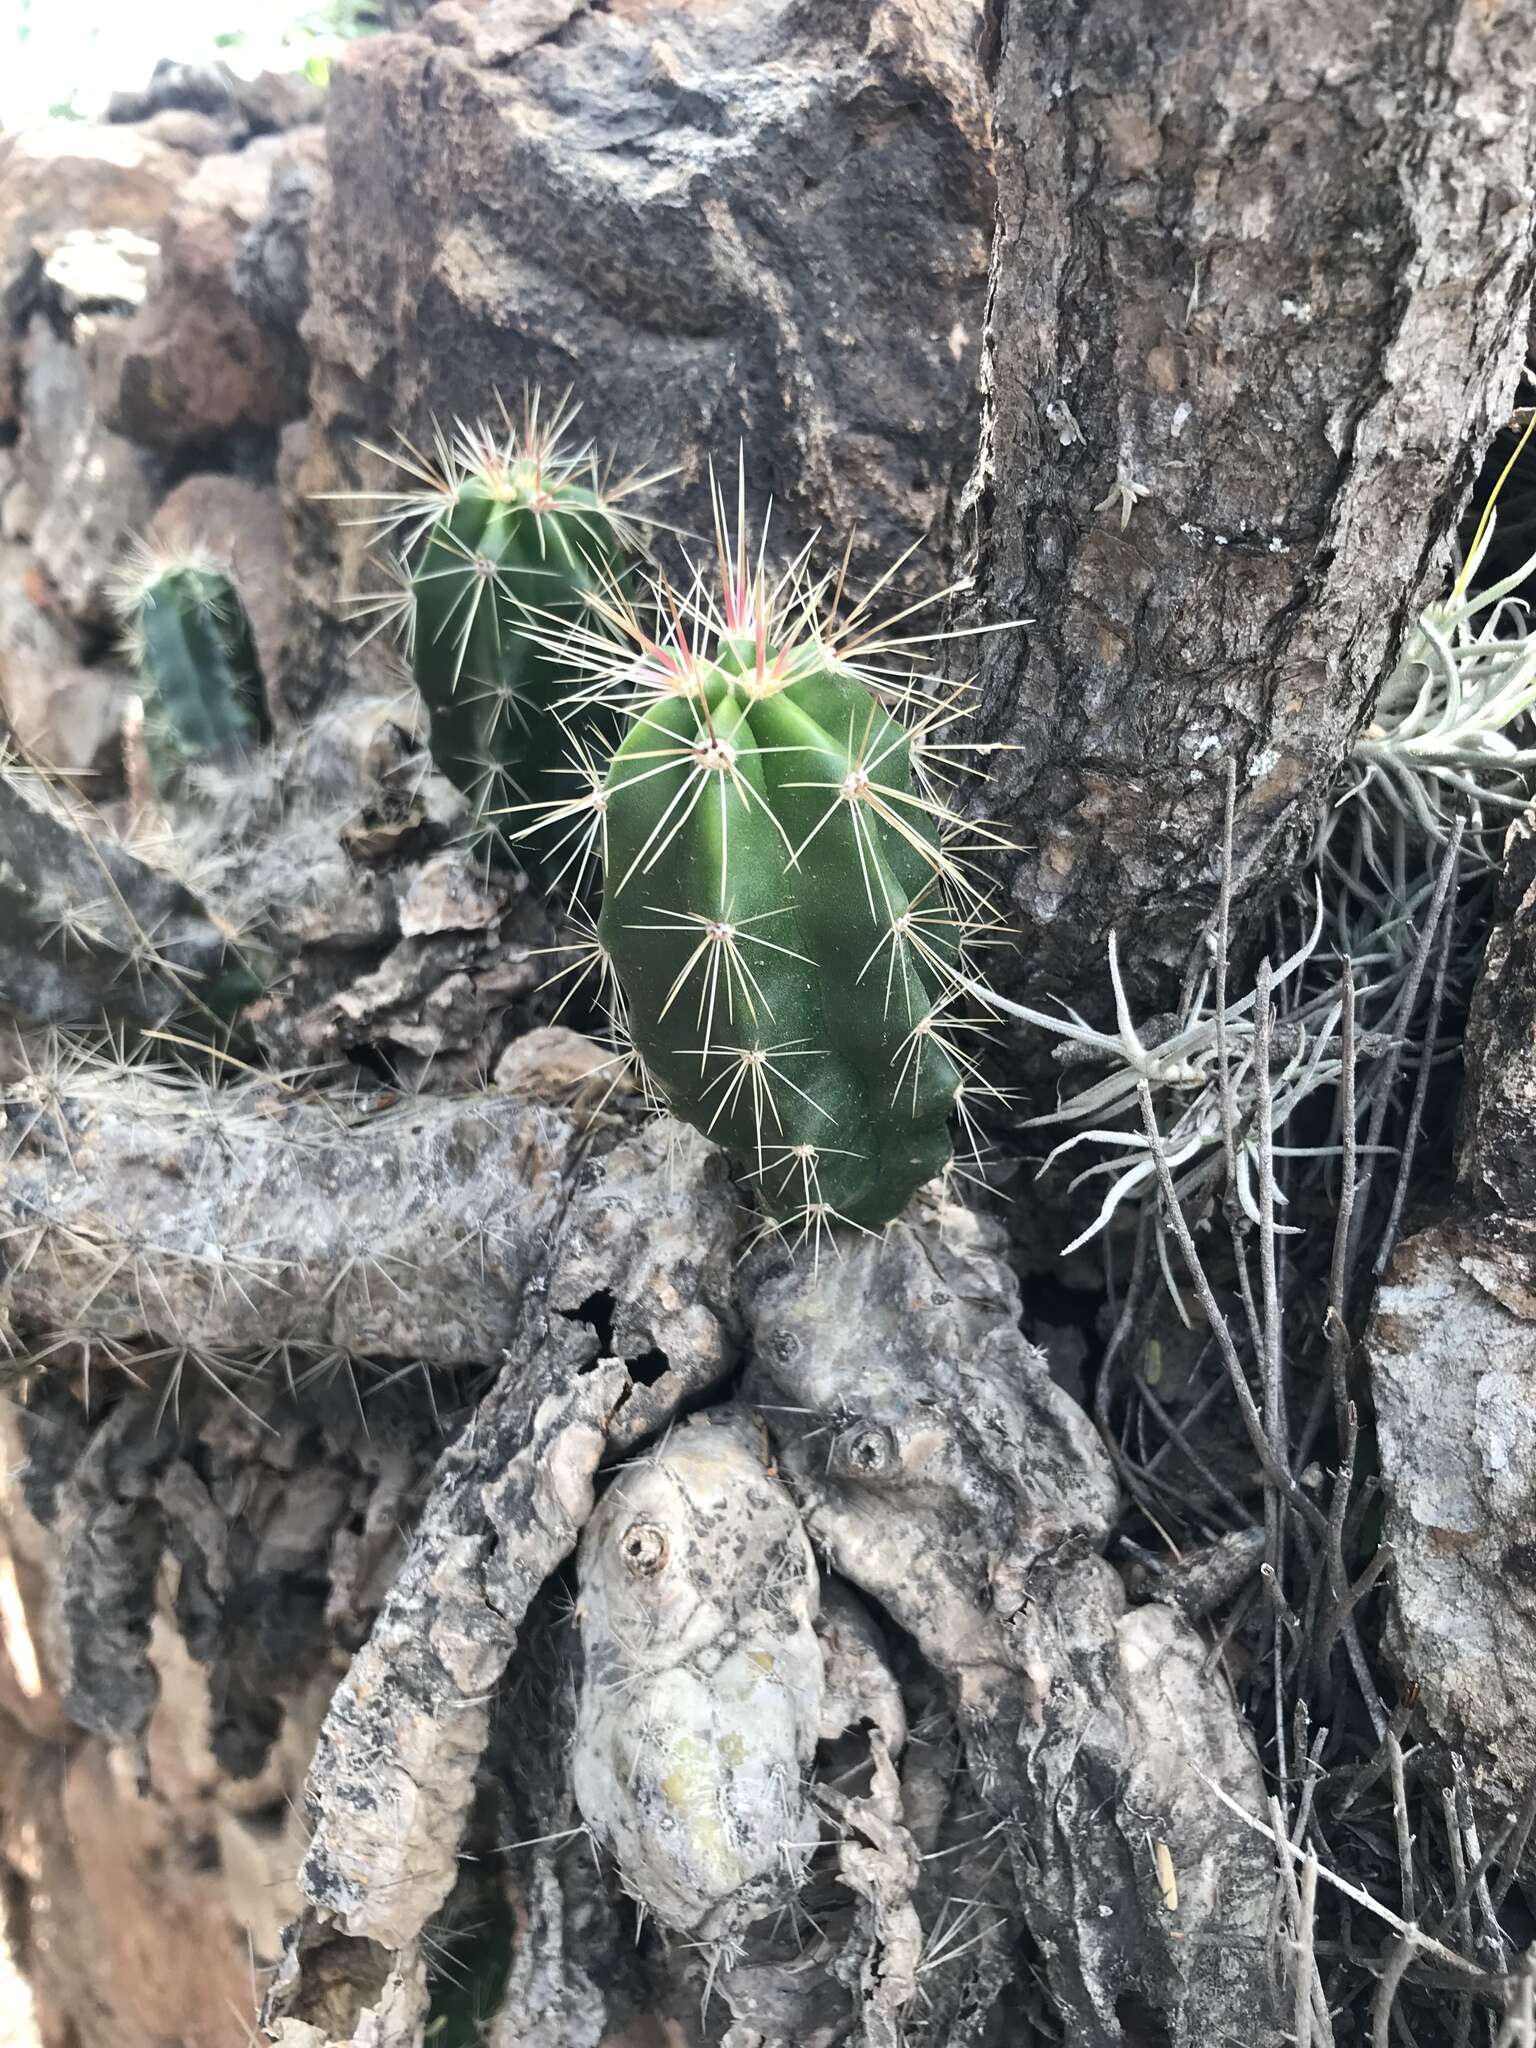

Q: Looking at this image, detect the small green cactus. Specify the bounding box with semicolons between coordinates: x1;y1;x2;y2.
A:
350;397;646;884
531;494;1012;1237
114;545;270;794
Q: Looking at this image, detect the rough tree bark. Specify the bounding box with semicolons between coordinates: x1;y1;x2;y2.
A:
1;3;1534;2048
964;0;1536;1003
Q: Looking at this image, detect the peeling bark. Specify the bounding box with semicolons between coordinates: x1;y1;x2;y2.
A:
742;1198;1280;2046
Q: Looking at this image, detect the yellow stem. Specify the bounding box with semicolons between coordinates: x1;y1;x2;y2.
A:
1454;405;1536;603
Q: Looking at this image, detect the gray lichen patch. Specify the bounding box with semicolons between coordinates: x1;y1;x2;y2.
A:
572;1409;824;1940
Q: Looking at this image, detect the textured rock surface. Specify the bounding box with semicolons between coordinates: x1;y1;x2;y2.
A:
961;0;1536;1006
1367;1226;1536;1792
0;124;188;323
106;60;324;139
232;134;325;419
0;655;126;781
102;136;312;449
41;227;158;317
0;543;130;780
287;0;994;713
18;313;161;623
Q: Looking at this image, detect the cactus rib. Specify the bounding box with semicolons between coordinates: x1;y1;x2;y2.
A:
345;395;648;884
113;543;270;796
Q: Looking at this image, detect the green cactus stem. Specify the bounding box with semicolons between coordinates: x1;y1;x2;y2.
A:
349;397;647;885
114;545;270;795
533;494;1015;1237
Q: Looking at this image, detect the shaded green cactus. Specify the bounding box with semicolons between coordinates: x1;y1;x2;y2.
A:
534;499;1011;1237
114;546;270;795
352;399;645;884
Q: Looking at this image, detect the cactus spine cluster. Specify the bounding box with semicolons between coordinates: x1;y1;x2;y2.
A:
114;545;271;795
356;398;643;881
354;401;1010;1239
528;490;1011;1237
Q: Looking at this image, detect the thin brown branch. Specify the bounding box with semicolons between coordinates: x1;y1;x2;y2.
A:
1374;838;1460;1278
1137;1080;1329;1542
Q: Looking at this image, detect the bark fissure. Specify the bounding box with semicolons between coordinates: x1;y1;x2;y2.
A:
960;0;1536;1011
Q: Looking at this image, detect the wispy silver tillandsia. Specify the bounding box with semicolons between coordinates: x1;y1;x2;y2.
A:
1334;516;1536;877
987;508;1536;1281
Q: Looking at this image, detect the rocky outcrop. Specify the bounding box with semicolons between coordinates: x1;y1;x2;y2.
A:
0;544;128;778
16;312;161;624
232;135;325;416
100;133;320;449
0;124;189;329
286;0;995;713
106;59;323;140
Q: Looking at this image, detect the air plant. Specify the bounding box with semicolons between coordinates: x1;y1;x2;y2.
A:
969;902;1347;1264
1328;512;1536;878
1002;478;1536;1284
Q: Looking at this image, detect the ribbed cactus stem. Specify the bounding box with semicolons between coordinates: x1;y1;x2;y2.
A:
114;547;269;795
555;502;1011;1237
356;402;644;884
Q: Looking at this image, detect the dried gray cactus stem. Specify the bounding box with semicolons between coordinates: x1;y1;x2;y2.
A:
571;1408;825;1940
0;766;263;1028
1;1062;580;1366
